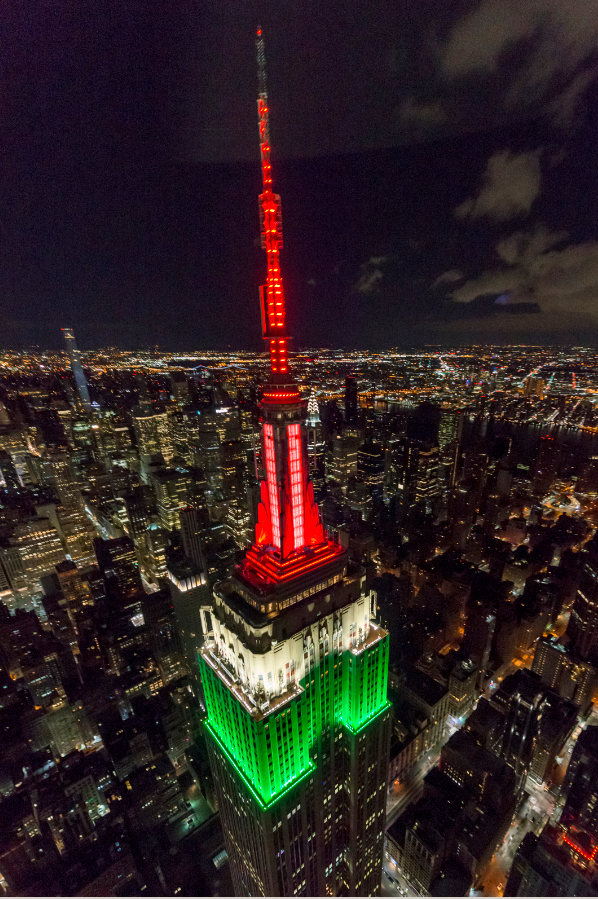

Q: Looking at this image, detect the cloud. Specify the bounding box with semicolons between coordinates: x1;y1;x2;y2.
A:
549;64;598;128
447;224;598;330
441;0;598;126
455;150;541;221
397;97;447;132
450;267;522;303
355;256;387;294
433;269;464;287
495;224;568;266
442;1;534;78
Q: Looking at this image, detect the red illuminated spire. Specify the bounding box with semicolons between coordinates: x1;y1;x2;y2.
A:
236;30;343;589
256;28;289;380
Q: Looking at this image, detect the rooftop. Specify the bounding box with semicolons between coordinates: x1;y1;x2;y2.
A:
403;665;448;709
200;641;304;722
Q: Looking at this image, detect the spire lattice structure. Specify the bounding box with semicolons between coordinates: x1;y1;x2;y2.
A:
256;28;288;380
239;28;343;583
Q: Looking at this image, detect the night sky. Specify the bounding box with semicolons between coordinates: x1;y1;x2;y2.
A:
2;0;598;350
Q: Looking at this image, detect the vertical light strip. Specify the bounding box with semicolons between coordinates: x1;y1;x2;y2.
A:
264;423;281;548
287;423;305;550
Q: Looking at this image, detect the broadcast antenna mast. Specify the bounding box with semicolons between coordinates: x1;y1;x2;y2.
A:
256;27;288;379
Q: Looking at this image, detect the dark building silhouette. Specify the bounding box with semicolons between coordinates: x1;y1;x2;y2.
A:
344;375;359;431
357;439;385;500
531;435;561;495
568;551;598;663
93;536;142;600
0;450;20;495
561;725;598;835
179;505;208;571
408;402;440;445
124;487;149;538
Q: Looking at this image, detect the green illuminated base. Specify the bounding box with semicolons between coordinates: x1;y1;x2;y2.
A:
342;700;392;736
205;719;315;811
200;629;389;808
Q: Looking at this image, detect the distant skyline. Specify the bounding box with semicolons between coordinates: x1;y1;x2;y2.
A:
2;1;598;350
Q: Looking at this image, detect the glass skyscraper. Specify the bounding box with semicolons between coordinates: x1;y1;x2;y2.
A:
62;327;91;410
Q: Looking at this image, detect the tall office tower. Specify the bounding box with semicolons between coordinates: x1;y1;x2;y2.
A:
357;440;385;501
179;505;208;571
225;495;253;548
306;388;321;467
307;390;320;428
389;438;440;521
344;376;359;433
55;560;91;618
459;436;489;510
567;551;598;663
199;32;391;897
407;402;440;445
532;633;597;709
561;726;598;833
413;443;440;513
222;437;249;499
124;486;149;538
330;433;360;494
531;434;561;495
132;405;174;466
438;410;461;449
93;536;142;600
142;590;187;685
170;372;190;406
151;466;191;531
46;447;82;507
62;328;91;411
56;504;96;568
492;669;546;793
9;517;65;593
0;449;20;494
143;524;169;584
167;556;211;697
438;411;462;494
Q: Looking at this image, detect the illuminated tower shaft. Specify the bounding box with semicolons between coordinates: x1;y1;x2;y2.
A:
256;29;288;378
62;328;91;411
199;30;391;898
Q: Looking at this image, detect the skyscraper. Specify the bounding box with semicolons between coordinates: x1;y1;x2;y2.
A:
344;376;359;433
306;389;322;472
561;725;598;834
132;405;174;467
198;31;391;897
407;402;440;445
180;505;207;572
0;450;20;494
388;438;440;521
62;328;91;411
357;440;385;501
568;550;598;663
93;536;142;601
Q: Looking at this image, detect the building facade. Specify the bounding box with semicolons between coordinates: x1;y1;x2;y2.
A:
198;31;390;897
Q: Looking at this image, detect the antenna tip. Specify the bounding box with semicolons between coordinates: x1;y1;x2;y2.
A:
257;26;262;37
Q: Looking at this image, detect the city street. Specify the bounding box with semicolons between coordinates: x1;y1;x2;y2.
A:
381;742;445;896
382;854;419;897
386;744;442;828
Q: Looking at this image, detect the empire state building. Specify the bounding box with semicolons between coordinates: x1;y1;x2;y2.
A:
198;30;391;897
